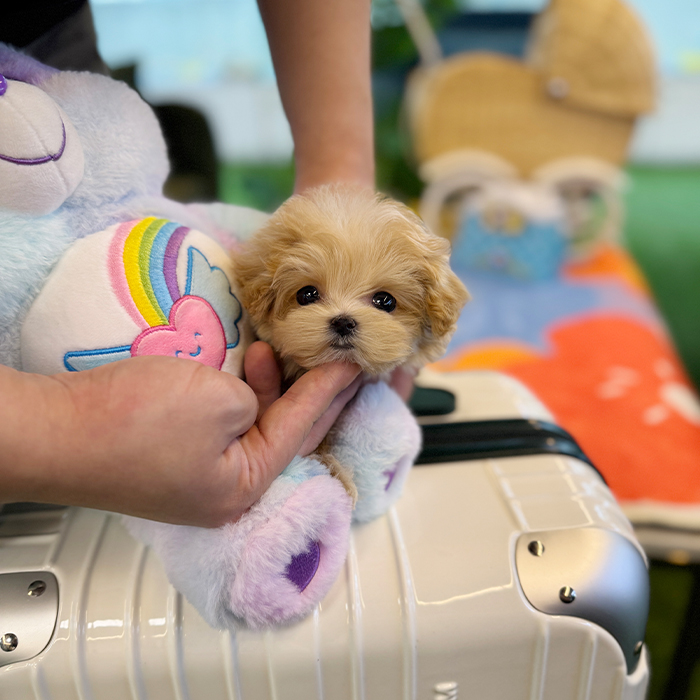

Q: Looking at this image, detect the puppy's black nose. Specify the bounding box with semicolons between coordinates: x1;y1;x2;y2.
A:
329;316;357;337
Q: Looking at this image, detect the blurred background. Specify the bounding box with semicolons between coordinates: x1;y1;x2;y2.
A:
90;1;699;697
91;0;700;385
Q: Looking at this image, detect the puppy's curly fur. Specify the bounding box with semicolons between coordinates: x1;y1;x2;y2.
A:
234;185;469;499
234;184;469;382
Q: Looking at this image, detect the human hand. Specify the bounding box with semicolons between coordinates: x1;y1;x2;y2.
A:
0;347;360;527
243;341;363;457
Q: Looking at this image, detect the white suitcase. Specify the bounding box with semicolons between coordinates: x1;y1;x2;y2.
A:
0;371;650;700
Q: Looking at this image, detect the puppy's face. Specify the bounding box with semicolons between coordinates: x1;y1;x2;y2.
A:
262;241;426;376
234;186;469;378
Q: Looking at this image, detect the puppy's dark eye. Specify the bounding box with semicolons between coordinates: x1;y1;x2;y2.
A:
297;285;320;306
372;291;396;312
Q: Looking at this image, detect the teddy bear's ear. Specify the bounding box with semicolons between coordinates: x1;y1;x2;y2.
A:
0;76;84;215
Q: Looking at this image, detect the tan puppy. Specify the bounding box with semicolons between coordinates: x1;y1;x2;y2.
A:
235;184;468;378
234;184;469;495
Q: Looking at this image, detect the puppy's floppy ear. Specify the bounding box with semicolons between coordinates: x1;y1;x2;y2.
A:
233;249;272;326
232;218;285;326
417;234;470;362
233;197;310;326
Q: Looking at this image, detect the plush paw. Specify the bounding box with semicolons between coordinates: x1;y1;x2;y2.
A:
123;456;352;629
228;470;352;628
328;381;422;523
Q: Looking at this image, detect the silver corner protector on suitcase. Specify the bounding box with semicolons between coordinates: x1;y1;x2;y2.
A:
0;371;649;700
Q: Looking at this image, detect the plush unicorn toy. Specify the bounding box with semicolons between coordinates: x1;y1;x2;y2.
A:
0;45;421;629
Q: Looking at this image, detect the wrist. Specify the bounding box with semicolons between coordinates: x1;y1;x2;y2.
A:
0;366;77;504
293;141;375;194
294;163;375;195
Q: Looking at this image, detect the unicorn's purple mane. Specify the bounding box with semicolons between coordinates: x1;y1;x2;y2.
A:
0;44;59;85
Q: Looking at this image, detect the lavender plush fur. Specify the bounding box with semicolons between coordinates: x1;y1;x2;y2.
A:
124;457;353;629
0;45;421;629
331;381;422;523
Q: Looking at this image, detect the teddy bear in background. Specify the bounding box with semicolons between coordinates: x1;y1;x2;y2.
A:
0;44;421;629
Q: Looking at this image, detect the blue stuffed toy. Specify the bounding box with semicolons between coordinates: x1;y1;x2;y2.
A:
451;180;569;282
0;45;421;629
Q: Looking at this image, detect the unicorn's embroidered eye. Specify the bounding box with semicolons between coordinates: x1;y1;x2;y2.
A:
372;291;396;312
297;285;320;306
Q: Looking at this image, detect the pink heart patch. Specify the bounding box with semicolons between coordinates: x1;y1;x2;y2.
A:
131;295;226;370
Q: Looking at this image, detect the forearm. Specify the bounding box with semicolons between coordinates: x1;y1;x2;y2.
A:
0;365;72;505
0;359;225;517
257;0;375;192
0;353;361;526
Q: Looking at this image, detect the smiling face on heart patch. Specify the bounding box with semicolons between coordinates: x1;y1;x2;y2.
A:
131;295;226;369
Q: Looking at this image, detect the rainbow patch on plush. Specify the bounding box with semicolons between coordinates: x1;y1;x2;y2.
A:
21;218;252;377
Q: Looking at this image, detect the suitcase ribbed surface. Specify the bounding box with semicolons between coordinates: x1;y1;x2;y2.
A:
0;454;648;700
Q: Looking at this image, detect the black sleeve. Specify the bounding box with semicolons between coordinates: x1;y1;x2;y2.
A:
2;0;87;48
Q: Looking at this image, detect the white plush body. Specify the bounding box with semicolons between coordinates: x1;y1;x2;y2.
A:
21;219;253;377
0;45;421;629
